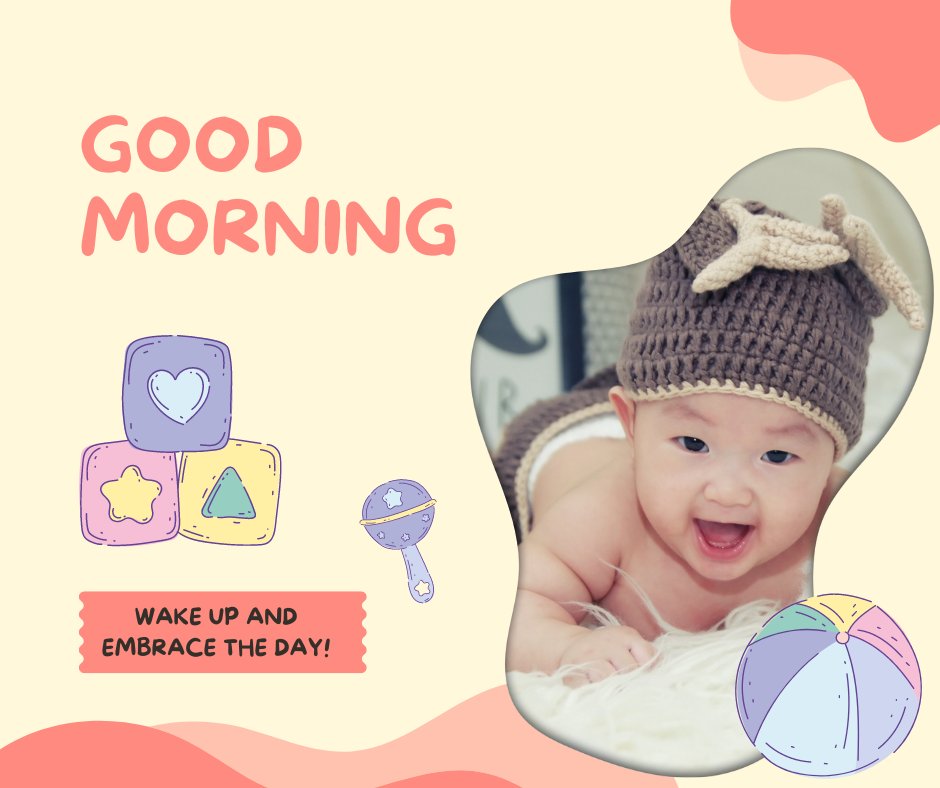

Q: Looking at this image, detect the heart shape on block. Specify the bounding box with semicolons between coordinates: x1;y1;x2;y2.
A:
148;368;211;424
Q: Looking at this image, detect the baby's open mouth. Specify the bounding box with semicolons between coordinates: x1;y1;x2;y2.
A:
694;518;753;557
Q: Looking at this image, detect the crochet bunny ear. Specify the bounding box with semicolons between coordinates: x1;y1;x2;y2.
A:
691;199;850;293
676;194;926;329
675;200;783;278
821;194;926;329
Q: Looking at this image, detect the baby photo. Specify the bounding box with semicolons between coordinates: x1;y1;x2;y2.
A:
473;150;931;775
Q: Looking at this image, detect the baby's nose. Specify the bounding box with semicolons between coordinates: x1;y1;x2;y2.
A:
703;472;753;508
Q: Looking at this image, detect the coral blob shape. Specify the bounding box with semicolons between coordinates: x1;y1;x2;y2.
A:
731;0;940;141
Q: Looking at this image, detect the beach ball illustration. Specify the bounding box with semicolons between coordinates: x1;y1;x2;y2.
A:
736;594;920;777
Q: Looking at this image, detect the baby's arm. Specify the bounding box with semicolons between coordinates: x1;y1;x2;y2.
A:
506;480;655;679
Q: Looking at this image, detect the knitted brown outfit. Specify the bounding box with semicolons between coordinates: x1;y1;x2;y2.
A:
493;196;924;542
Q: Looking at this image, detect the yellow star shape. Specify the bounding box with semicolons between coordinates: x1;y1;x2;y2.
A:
100;465;162;523
414;581;431;597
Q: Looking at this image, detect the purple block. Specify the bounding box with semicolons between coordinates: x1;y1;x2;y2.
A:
123;335;232;452
81;441;179;545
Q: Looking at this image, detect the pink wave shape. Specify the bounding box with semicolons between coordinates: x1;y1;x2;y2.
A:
0;724;520;788
731;0;940;141
378;773;520;787
0;721;262;787
0;689;675;786
155;687;674;787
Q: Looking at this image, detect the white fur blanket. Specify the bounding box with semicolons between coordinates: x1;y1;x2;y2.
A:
507;599;777;777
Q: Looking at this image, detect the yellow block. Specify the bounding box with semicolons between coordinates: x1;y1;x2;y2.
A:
179;440;281;545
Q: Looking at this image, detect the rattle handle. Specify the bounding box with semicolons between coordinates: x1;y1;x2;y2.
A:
402;545;434;603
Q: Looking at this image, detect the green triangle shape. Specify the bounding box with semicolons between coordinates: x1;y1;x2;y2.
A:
202;467;256;519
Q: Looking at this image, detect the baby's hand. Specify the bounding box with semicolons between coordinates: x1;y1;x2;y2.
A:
559;626;656;686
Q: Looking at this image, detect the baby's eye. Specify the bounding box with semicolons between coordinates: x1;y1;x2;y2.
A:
676;436;708;453
762;449;795;465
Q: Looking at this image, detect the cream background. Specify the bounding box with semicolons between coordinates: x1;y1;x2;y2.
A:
1;2;936;784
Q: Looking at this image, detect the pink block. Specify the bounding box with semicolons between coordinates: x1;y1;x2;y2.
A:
80;441;179;546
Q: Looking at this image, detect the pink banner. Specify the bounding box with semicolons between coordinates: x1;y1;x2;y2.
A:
79;592;366;673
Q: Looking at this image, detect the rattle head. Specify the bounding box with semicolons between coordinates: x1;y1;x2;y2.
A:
360;479;436;550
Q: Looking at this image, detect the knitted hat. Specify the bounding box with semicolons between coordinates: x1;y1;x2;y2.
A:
617;195;925;457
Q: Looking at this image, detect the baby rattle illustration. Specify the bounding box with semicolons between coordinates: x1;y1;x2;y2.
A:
360;479;437;603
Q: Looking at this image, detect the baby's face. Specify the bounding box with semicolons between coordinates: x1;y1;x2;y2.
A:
627;393;835;583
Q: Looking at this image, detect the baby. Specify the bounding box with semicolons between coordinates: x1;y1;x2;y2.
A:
499;195;924;682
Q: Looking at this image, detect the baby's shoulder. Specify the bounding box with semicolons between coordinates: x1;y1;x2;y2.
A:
529;440;640;556
531;438;634;519
525;441;650;605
